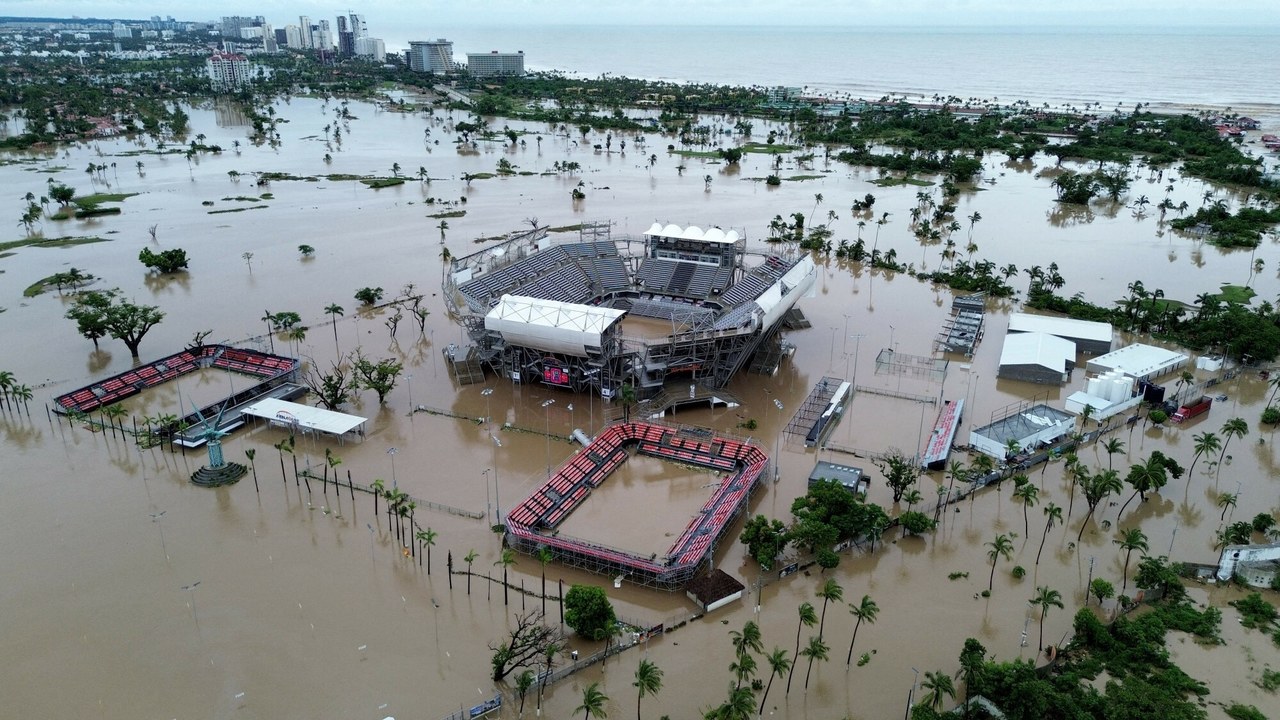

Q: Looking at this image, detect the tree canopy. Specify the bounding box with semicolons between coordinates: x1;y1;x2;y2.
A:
65;289;164;358
563;584;617;642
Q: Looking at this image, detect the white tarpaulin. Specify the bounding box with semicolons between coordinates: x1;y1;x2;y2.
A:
241;398;367;438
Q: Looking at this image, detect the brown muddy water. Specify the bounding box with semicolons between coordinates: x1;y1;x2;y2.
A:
1;97;1278;719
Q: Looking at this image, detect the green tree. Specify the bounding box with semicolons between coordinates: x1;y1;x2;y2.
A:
1102;438;1126;470
351;350;403;404
1077;468;1123;541
577;682;608;719
704;684;754;720
799;635;829;690
1218;417;1249;466
324;303;344;355
495;548;517;606
1116;527;1149;597
564;584;616;641
1029;585;1064;652
845;594;879;665
815;577;843;639
786;602;817;694
1090;578;1115;605
416;527;438;574
957;638;988;719
1036;502;1063;566
138;247;189;273
65;289;164;359
633;658;662;720
354;286;384;305
1011;480;1038;537
740;515;788;571
515;670;536;718
874;448;921;503
464;549;478;595
537;547;554;616
986;534;1013;592
758;648;790;717
920;670;956;712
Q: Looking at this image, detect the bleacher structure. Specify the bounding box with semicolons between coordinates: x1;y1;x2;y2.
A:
505;420;769;590
443;222;818;399
53;345;302;445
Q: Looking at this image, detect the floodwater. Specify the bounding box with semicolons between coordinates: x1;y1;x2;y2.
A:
1;96;1278;719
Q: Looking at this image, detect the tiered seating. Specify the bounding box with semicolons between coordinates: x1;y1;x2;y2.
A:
458;247;571;306
719;255;794;307
635;258;678;291
212;348;295;378
712;303;757;331
666;262;696;295
516;263;590;304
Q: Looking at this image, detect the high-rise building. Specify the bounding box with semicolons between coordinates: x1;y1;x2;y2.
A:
206;52;252;90
220;15;262;39
354;36;386;63
298;16;313;49
336;16;354;57
349;13;368;39
407;39;455;74
262;24;278;53
112;22;132;39
466;50;525;77
274;28;288;48
284;25;303;49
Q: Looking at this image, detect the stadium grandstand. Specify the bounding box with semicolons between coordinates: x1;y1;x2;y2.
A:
443;221;817;397
505;420;769;589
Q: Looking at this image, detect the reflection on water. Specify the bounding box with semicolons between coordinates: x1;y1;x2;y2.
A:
0;96;1276;719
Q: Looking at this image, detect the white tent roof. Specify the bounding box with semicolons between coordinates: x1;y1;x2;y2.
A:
241;398;367;437
644;222;740;245
1008;312;1112;343
485;295;625;357
1086;343;1188;380
999;332;1076;371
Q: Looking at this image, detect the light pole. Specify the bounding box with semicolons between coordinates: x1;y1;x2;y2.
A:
482;469;491;525
541;399;555;479
842;313;852;355
406;374;414;415
889;324;896;355
150;510;168;562
492;433;503;526
772;398;783;484
849;333;865;390
567;403;574;432
829;326;837;369
367;522;375;563
481;387;494;425
181;580;202;632
387;447;397;486
904;667;919;720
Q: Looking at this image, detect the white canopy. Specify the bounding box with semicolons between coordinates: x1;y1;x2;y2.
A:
644;222;740;245
241;398;367;437
485;295;625;357
1008;312;1112;343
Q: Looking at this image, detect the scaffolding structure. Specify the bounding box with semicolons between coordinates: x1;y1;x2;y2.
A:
783;376;846;445
935;293;986;355
874;349;949;382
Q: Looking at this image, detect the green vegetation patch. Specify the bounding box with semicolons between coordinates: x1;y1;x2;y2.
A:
0;235;109;252
74;206;122;218
785;174;825;181
75;192;137;207
262;172;318;182
427;210;466;219
545;223;585;234
741;141;799;154
872;176;934;187
360;177;406;189
207;205;269;215
1216;284;1257;304
220;195;265;203
1170;204;1280;249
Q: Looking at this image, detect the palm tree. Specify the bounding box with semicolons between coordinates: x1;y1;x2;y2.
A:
417;527;437;573
1218;418;1248;468
1077;468;1123;541
729;652;757;692
705;683;755;720
495;549;516;606
845;595;879;665
800;635;829;690
463;549;478;595
1102;438;1126;471
324;303;344;355
437;220;449;241
729;620;764;665
1115;528;1148;596
633;658;662;720
1011;480;1038;537
390;162;401;178
985;534;1013;592
758;648;790;717
1036;502;1063;565
815;578;843;639
1029;586;1064;652
920;670;956;712
786;602;817;694
1217;492;1237;522
1189;431;1220;479
1117;453;1168;519
516;670;536;718
577;682;608;719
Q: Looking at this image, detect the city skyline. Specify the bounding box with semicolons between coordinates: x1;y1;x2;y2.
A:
4;0;1280;29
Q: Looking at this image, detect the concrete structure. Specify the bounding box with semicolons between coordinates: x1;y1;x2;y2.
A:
467;50;525;77
1064;368;1141;421
354;37;385;62
1007;312;1113;355
970;402;1075;460
686;570;745;612
298;16;313;49
1086;343;1189;382
1217;542;1280;587
336;16;353;56
409;39;455;74
283;25;303;50
997;331;1076;385
206;52;252;91
808;461;868;496
261;24;277;53
112;22;132;39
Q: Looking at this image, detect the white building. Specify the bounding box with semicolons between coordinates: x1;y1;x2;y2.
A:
997;332;1076;385
261;23;277;53
467;50;525;77
112;22;132;39
1085;343;1189;382
354;36;386;63
206;52;252;91
298;16;313;49
408;39;455;74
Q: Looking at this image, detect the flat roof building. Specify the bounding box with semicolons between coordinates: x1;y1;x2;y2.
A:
467;50;525;77
808;461;868;496
1007;312;1113;355
970;403;1075;461
997;331;1076;385
1085;343;1189;382
206;52;252;91
409;39;455;74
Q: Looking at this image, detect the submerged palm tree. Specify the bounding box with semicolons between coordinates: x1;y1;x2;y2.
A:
1116;528;1149;596
800;635;829;690
920;670;956;712
1189;431;1220;478
786;602;817;694
845;595;879;665
758;648;790;717
815;577;843;639
1036;502;1063;565
1030;585;1064;652
986;534;1013;592
633;658;662;720
576;682;608;719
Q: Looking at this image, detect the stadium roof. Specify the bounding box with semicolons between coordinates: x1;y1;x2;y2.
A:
644;222;740;245
485;295;626;357
241;398;367;437
1008;312;1112;343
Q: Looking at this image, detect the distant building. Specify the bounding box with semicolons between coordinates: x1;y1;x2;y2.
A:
298;16;313;49
262;24;277;53
206;52;252;91
467;50;525;77
408;39;455;74
283;25;303;49
220;15;262;39
354;37;386;63
112;22;132;39
336;16;354;57
349;13;368;39
997;331;1076;385
274;28;288;48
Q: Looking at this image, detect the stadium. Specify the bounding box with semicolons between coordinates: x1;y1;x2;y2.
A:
442;221;817;398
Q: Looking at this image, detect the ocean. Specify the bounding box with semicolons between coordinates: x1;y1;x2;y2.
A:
407;25;1280;120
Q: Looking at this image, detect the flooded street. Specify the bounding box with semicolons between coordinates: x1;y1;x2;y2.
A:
1;96;1277;719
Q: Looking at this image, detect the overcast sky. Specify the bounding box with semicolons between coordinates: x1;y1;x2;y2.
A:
5;0;1279;28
